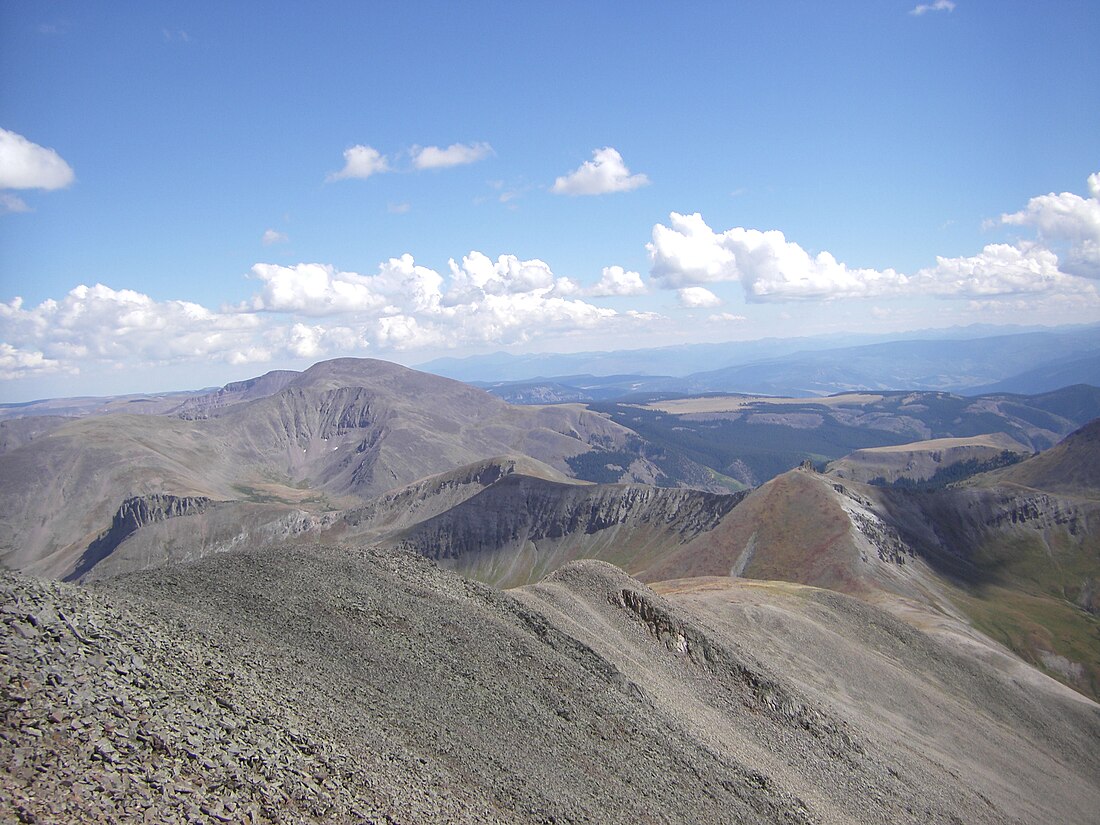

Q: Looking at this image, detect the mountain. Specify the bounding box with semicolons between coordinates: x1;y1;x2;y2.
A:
0;359;721;580
682;328;1100;396
418;324;1100;397
968;352;1100;395
4;545;1098;823
0;387;216;421
985;418;1100;495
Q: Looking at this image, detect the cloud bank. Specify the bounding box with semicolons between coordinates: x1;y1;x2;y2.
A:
4;172;1098;384
0;253;651;380
647;171;1100;304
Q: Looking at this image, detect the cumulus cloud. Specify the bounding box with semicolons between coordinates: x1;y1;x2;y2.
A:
210;251;636;357
0;285;265;378
245;255;444;316
0;343;63;380
678;287;722;308
0;128;75;191
648;180;1100;303
261;228;288;245
648;212;908;300
910;0;955;15
551;147;649;196
247;263;385;315
586;266;647;297
411;142;493;170
326;145;390;181
912;242;1081;296
446;252;558;300
999;172;1100;279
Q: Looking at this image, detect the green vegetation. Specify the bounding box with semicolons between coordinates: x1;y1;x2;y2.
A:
957;585;1100;700
565;449;643;484
590;401;910;484
869;450;1025;490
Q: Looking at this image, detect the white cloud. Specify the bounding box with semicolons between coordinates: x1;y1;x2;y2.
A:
0;128;75;191
233;250;640;354
999;172;1100;279
446;252;557;299
910;0;955;15
245;256;444;316
247;263;385;315
648;212;908;300
648;202;1099;303
388;202;411;214
914;242;1083;296
0;343;64;380
586;266;647;297
708;312;747;323
326;145;390;182
678;287;722;308
261;228;288;245
0;285;264;377
551;147;649;196
411;142;493;170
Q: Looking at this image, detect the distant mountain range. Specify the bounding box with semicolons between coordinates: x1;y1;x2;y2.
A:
416;324;1100;399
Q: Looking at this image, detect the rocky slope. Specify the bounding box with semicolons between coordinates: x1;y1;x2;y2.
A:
4;546;1098;824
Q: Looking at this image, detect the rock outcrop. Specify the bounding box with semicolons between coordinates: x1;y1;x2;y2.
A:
66;495;212;582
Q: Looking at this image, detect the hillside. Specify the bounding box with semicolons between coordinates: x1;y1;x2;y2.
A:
4;546;1098;824
378;472;744;587
826;433;1031;486
979;418;1100;496
588;386;1099;486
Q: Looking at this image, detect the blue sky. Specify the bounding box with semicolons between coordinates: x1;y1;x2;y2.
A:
1;1;1098;400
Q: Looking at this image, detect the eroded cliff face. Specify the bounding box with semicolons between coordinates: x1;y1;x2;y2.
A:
385;475;745;587
66;495;212;582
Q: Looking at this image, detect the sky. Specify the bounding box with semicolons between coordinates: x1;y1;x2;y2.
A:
1;0;1098;401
